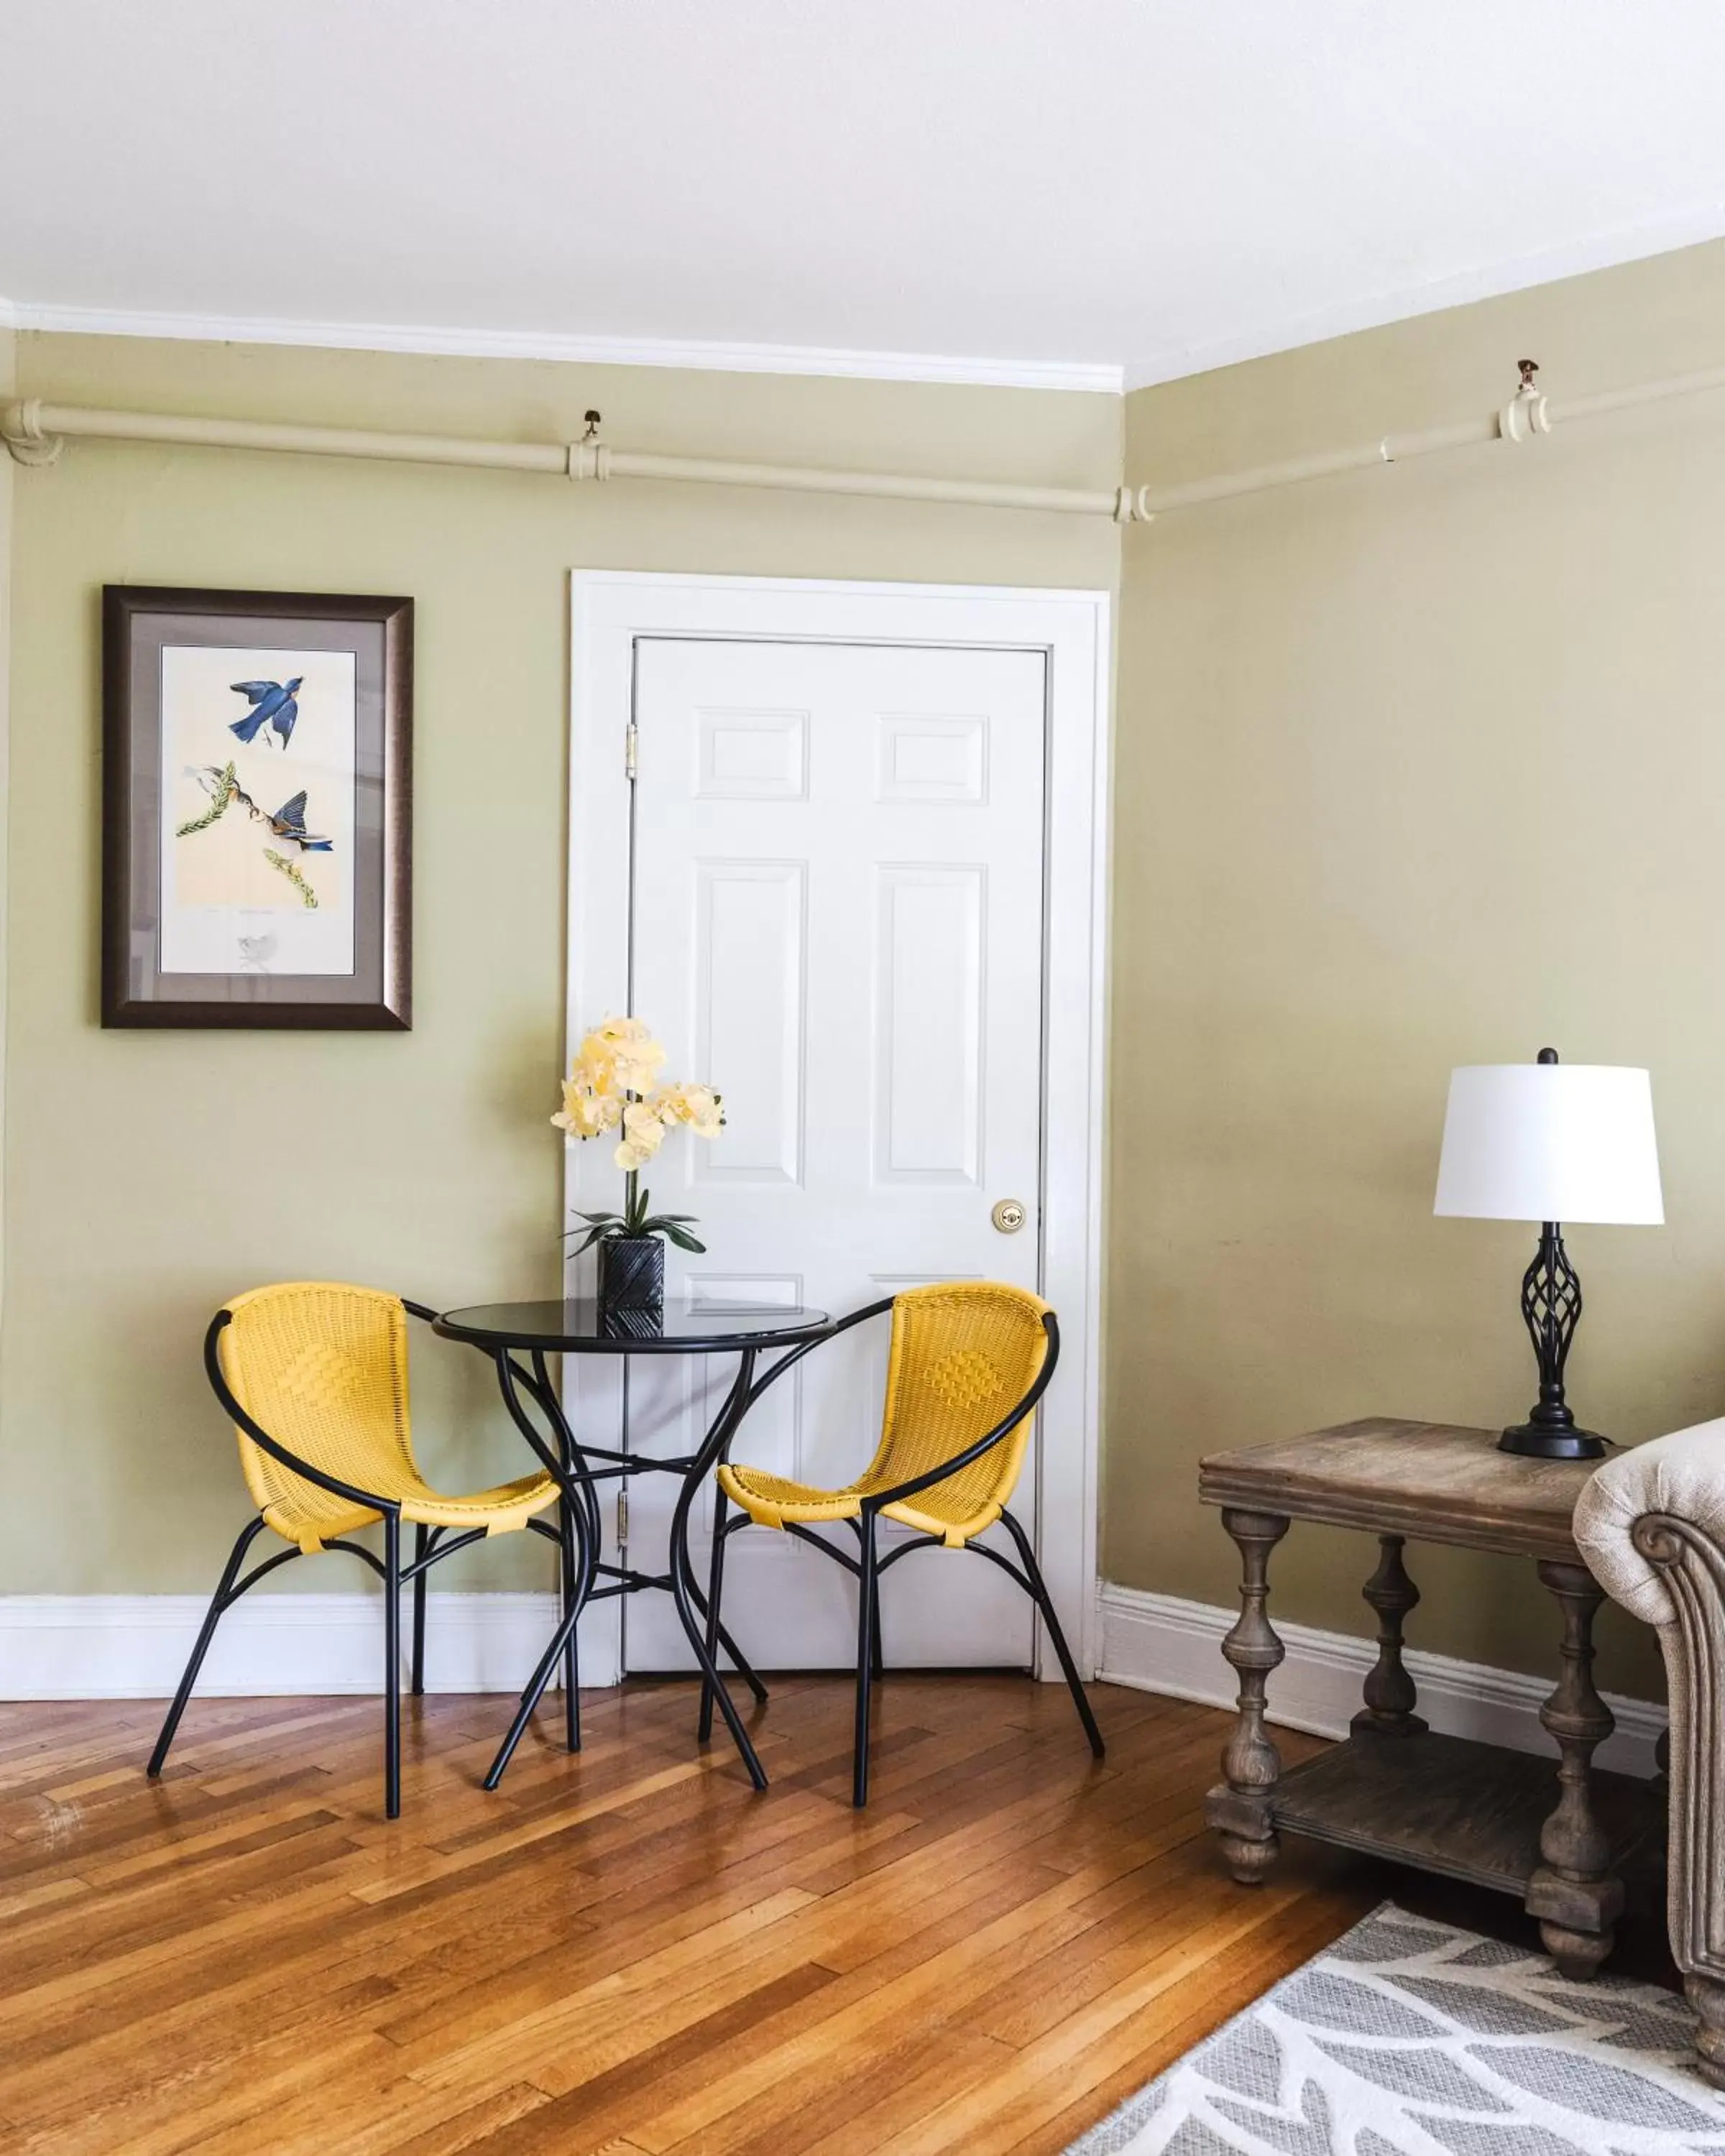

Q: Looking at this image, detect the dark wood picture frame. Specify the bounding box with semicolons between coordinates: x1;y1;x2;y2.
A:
102;586;413;1029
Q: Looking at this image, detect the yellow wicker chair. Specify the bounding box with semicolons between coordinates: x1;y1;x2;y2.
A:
704;1282;1105;1805
147;1283;571;1818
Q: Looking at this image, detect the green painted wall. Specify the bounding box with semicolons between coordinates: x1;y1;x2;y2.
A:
0;328;12;1348
1108;239;1725;1703
2;333;1120;1595
7;238;1717;1715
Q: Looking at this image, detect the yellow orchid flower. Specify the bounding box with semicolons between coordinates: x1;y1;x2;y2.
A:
613;1098;667;1171
650;1081;725;1141
558;1017;725;1262
551;1075;622;1139
579;1015;667;1098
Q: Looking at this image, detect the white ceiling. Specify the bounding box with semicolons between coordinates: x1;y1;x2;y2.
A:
5;1;1725;392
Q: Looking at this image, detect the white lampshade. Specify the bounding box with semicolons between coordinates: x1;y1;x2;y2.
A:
1434;1063;1663;1226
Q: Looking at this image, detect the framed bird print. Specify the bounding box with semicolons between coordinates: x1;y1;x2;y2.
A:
102;586;412;1028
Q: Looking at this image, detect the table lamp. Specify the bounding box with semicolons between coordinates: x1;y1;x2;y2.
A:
1434;1048;1662;1460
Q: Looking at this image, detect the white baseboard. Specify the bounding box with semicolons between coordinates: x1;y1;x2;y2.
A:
0;1593;566;1700
1;1583;1673;1783
1096;1582;1667;1781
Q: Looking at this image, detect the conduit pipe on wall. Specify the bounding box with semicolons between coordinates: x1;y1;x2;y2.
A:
0;397;1156;522
8;356;1725;517
1134;359;1725;515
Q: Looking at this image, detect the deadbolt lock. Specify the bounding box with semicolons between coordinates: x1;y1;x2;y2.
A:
991;1198;1028;1235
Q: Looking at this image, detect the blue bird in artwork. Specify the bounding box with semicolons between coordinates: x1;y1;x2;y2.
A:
229;677;303;749
264;791;334;852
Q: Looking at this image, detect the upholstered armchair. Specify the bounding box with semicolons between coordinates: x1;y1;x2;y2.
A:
1574;1423;1724;2086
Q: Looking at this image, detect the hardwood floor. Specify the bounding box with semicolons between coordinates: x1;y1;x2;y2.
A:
0;1675;1663;2155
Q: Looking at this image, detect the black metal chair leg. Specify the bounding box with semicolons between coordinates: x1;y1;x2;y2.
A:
999;1508;1105;1758
853;1512;879;1808
847;1516;886;1682
697;1489;732;1743
410;1522;429;1697
384;1511;402;1819
557;1496;581;1753
147;1516;267;1779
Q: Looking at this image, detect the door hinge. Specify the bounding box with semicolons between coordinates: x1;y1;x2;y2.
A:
624;719;638;781
615;1488;630;1548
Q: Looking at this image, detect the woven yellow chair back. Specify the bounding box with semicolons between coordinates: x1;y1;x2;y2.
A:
865;1282;1051;1519
218;1282;418;1525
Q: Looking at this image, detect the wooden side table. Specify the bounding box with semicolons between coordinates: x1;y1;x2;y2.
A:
1200;1418;1665;1978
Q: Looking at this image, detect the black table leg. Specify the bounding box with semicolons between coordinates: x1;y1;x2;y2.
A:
469;1332;784;1794
534;1350;588;1757
697;1486;732;1743
556;1496;581;1753
670;1346;769;1790
481;1350;599;1789
484;1594;583;1789
662;1557;768;1717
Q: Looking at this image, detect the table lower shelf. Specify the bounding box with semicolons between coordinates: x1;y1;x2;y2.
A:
1267;1729;1662;1899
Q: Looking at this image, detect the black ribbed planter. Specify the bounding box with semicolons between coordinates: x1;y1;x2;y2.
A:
597;1234;665;1313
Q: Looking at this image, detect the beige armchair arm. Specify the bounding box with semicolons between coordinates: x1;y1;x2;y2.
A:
1574;1420;1725;2086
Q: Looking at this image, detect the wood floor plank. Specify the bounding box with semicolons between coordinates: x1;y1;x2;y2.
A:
0;1676;1662;2156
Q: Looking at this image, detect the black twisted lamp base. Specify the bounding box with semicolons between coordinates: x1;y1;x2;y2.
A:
1499;1222;1610;1461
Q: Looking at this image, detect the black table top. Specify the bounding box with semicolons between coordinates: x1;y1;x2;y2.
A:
433;1299;832;1354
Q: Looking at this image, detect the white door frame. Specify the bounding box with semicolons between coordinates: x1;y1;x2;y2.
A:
566;571;1111;1688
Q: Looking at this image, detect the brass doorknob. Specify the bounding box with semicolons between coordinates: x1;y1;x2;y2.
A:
991;1198;1027;1235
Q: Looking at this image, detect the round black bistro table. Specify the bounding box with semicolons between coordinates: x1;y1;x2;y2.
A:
433;1298;832;1792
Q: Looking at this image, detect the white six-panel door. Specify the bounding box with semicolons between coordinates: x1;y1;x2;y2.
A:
565;573;1110;1696
617;637;1048;1671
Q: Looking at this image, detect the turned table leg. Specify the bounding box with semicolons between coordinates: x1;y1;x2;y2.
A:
1205;1508;1289;1884
1351;1534;1428;1740
1688;1977;1725;2089
1527;1558;1623;1979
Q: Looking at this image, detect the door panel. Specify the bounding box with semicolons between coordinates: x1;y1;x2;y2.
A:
692;861;806;1187
614;636;1047;1672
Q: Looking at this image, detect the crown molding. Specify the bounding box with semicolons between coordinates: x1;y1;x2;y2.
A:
5;298;1123;395
13;200;1725;400
1124;202;1725;392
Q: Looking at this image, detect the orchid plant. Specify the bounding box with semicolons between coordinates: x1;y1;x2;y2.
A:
553;1017;724;1255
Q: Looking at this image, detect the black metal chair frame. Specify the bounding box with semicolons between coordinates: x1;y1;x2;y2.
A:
146;1299;589;1819
696;1298;1105;1806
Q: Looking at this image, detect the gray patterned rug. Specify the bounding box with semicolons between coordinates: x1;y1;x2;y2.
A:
1067;1902;1725;2155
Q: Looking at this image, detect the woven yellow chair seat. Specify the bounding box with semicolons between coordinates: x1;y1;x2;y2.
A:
716;1462;1008;1545
221;1281;560;1554
717;1281;1052;1549
259;1468;558;1552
